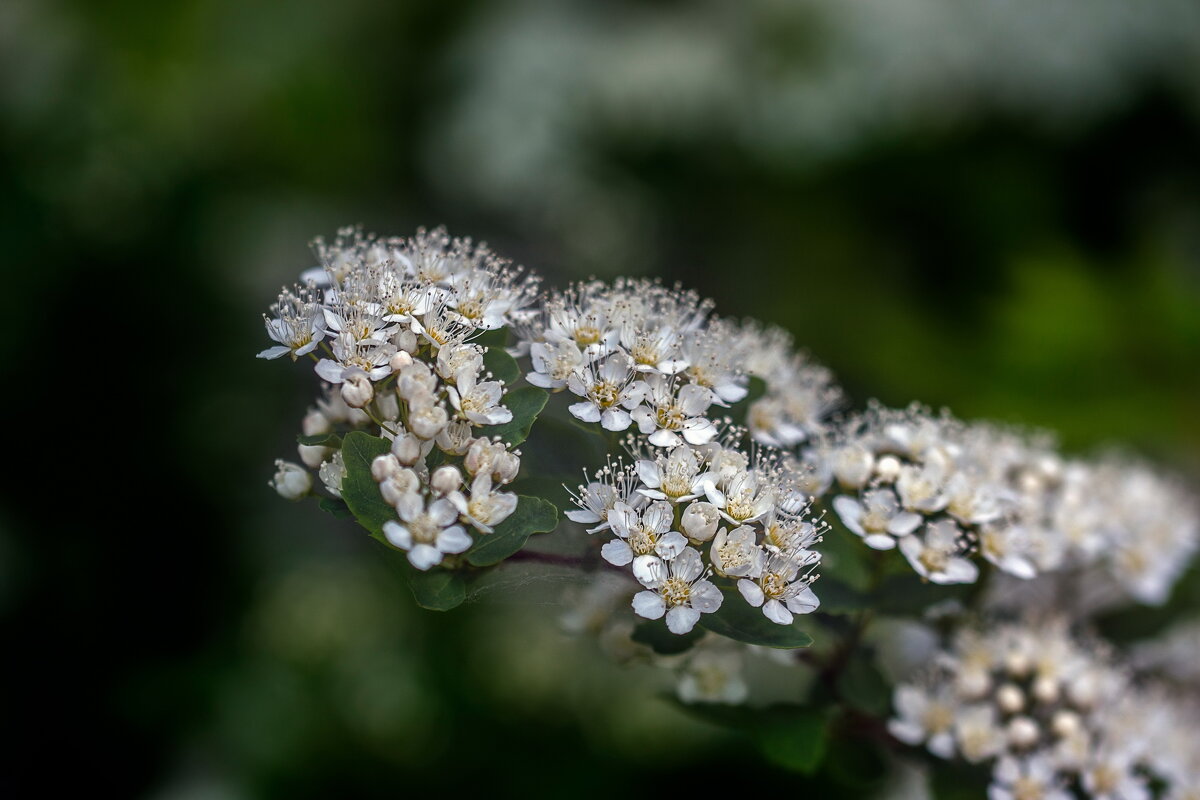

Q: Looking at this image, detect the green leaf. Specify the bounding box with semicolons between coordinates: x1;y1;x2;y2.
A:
632;620;706;655
338;431;395;538
698;588;814;649
756;709;828;774
873;572;971;616
813;577;869;615
482;346;521;385
318;497;352;518
836;655;890;715
297;432;341;447
465;495;559;567
407;568;467;611
475;386;548;446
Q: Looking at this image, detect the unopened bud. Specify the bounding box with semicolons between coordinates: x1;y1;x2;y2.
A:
394;329;418;354
380;469;420;507
372;454;402;482
1067;672;1099;709
298;443;332;469
1005;651;1032;678
431;465;462;496
302;410;331;437
996;683;1025;714
875;455;902;483
833;445;874;489
681;501;721;542
376;392;399;422
1006;716;1039;749
392;433;424;466
389;350;415;371
493;451;521;484
1032;675;1060;705
271;460;312;501
340;370;374;409
409;402;449;440
1051;710;1082;739
956;669;991;699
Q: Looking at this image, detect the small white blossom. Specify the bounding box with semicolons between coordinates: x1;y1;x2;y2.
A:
383;495;473;570
270;460;312;501
631;547;723;635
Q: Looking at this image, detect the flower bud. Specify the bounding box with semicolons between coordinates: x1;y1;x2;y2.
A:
956;669;991;699
492;451;521;484
302;410;331;437
372;454;402;482
409;402;449;440
394;329;418;354
833;444;874;489
271;460;312;501
391;433;424;466
681;501;721;542
298;443;332;469
874;455;901;483
1051;710;1082;739
1005;716;1039;749
1067;671;1099;709
995;683;1025;714
1004;651;1032;678
1032;675;1060;705
375;391;400;422
340;369;374;409
431;465;462;496
389;350;414;371
380;469;420;507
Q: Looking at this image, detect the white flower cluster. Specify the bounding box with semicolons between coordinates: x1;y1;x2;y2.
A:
567;437;826;635
809;402;1199;601
262;227;537;569
889;617;1200;800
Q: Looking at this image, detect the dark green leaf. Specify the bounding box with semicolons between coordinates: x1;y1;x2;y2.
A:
318;497;352;518
814;577;869;615
874;572;971;616
756;709;828;774
482;346;521;385
338;431;395;538
297;432;341;447
465;495;559;567
475;386;548;446
407;568;467;611
698;587;814;648
632;620;706;655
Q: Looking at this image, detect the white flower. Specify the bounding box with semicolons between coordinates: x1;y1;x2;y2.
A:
257;284;328;360
709;525;761;578
565;458;644;533
899;520;980;585
888;684;958;759
383;495;473;570
680;501;721;542
955;704;1005;763
630;375;717;447
623;325;688;375
270;460;312;501
635;445;712;504
896;457;950;513
463;438;521;484
407;394;451;440
631;547;723;635
434;342;484;384
566;351;646;431
318;451;346;498
447;368;511;426
526;339;585;390
707;470;774;526
980;524;1038;580
736;547;820;625
677;649;748;705
450;473;519;534
833;488;923;550
988;755;1071;800
602;500;685;571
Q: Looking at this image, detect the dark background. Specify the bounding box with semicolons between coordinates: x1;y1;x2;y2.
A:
3;0;1198;796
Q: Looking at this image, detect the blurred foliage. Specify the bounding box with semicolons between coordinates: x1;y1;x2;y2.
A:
2;0;1198;797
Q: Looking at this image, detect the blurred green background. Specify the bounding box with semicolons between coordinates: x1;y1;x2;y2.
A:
3;0;1198;796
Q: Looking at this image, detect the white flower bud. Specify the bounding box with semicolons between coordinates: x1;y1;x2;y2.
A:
391;433;424;466
1067;671;1099;709
409;402;449;440
681;501;721;542
302;410;331;437
493;451;521;484
397;362;437;401
874;455;901;483
431;465;462;496
833;444;874;489
271;460;312;501
956;669;991;699
376;391;400;422
340;370;374;409
298;443;332;469
389;350;414;371
372;454;402;482
436;420;474;455
1032;675;1060;705
995;683;1025;714
318;452;346;498
1005;716;1039;749
1051;710;1082;739
394;329;418;354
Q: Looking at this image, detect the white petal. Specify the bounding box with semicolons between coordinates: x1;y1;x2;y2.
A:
407;544;443;571
672;547;704;582
888;512;924;537
690;580;723;613
631;407;657;434
932;558;979;585
642;501;673;533
785;586;820;615
428;499;458;526
763;599;794;626
631;590;666;620
569;402;601;423
681;419;717;445
436;526;473;554
565;509;601;524
383;521;412;550
677;384;712;416
648;429;681;448
256;345;291;360
600;408;632;431
832;495;864;535
635;459;662;489
737;579;765;607
655;531;687;559
666;606;701;634
601;540;635;567
631;554;663;585
863;534;898;551
314;359;346;383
